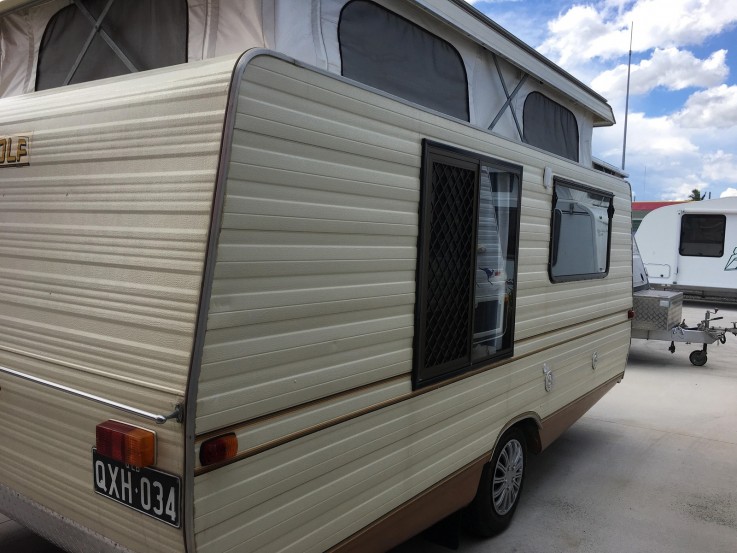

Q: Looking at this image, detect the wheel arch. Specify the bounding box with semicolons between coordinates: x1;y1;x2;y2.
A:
490;413;543;461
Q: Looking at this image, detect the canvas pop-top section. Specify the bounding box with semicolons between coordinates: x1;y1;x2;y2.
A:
0;0;614;166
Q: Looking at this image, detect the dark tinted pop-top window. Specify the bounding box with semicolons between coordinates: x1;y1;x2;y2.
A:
679;214;726;257
523;92;579;162
339;0;469;121
36;0;187;91
414;141;521;388
549;179;613;282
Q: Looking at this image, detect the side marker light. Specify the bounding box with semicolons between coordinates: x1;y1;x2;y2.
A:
200;433;238;466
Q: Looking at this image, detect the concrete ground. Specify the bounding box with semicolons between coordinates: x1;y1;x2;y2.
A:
0;512;51;553
2;302;736;553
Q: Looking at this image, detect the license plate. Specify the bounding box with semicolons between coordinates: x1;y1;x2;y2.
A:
93;449;181;527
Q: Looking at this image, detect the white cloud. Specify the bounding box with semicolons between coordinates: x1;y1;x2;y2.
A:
626;0;737;50
574;3;737;200
673;85;737;128
591;48;728;98
592;111;727;201
613;112;698;157
539;5;626;67
701;151;737;183
660;180;710;201
721;187;737;197
540;0;737;67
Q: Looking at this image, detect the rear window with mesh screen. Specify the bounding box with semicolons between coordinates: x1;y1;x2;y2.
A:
414;141;521;387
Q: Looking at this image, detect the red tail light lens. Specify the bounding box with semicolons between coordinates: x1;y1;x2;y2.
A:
96;420;156;468
628;309;636;320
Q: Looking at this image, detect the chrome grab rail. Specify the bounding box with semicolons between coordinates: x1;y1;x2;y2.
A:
0;364;182;424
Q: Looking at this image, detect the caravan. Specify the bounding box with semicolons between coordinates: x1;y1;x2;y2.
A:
636;197;737;300
0;1;632;552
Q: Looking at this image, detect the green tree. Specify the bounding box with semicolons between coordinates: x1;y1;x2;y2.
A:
688;188;705;201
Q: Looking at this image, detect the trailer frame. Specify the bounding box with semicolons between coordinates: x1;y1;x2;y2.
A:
632;308;737;366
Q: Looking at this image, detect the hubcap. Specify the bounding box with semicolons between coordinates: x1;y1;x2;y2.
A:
492;438;524;515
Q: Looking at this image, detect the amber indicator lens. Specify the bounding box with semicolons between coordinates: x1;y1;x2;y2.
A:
200;433;238;466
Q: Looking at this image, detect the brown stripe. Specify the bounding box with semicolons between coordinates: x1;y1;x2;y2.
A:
539;372;624;450
328;375;623;552
327;456;487;553
195;314;629;474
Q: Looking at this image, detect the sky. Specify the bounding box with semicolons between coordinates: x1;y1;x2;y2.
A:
466;0;737;201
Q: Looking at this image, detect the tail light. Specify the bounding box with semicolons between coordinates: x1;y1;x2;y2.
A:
96;420;156;468
628;309;636;320
200;433;238;466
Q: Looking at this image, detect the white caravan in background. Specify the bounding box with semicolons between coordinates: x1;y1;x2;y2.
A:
636;198;737;300
0;1;632;552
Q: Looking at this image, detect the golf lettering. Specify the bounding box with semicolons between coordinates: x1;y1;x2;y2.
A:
0;136;30;167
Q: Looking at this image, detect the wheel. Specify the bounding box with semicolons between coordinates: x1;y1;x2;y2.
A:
689;350;707;366
465;428;527;537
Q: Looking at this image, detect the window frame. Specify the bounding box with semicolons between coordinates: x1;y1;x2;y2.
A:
678;214;726;258
548;177;614;283
413;140;522;389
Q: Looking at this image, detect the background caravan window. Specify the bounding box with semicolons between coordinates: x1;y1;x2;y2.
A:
339;0;469;121
679;214;726;257
414;142;521;388
523;92;579;162
549;179;613;282
36;0;187;91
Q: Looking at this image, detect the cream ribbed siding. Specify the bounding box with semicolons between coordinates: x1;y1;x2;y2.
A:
0;57;236;553
192;54;630;553
195;58;421;433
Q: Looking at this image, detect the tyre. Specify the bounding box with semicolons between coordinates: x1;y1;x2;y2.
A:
689;350;707;366
464;428;527;537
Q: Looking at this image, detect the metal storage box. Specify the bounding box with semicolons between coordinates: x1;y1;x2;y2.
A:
632;289;683;331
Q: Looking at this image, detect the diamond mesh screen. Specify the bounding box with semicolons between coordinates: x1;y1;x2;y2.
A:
423;161;476;371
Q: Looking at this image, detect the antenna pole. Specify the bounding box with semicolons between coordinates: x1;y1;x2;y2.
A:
622;22;634;171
